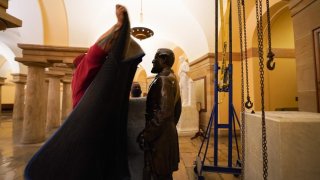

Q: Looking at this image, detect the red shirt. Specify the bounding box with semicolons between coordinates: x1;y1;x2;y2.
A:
71;43;107;108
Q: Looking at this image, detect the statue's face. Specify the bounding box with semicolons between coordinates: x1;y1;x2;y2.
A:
151;52;165;74
151;48;174;74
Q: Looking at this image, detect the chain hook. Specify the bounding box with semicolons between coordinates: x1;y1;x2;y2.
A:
245;96;253;109
266;51;275;70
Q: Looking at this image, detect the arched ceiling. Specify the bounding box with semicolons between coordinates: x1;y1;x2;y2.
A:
63;0;211;72
3;0;289;76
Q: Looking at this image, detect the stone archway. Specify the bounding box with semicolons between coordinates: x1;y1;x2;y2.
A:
248;1;297;111
0;43;21;106
133;67;148;96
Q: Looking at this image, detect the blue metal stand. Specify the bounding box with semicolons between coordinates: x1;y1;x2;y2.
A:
195;63;242;179
194;0;242;179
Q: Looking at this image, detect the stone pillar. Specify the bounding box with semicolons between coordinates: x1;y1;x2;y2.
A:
11;73;27;144
61;73;72;122
0;77;6;118
46;70;64;130
20;64;47;143
15;43;87;144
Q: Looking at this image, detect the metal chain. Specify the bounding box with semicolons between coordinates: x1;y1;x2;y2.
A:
266;0;272;55
255;0;269;179
266;0;275;70
236;0;246;179
242;0;253;110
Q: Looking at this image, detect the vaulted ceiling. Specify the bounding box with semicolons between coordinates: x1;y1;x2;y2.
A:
2;0;289;75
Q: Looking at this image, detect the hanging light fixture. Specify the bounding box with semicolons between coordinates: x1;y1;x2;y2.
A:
131;0;154;40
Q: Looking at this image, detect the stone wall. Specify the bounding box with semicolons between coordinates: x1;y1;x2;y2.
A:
289;0;320;112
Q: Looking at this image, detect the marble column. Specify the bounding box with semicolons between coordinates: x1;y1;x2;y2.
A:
20;64;47;144
0;77;6;118
61;74;72;122
11;73;27;144
15;43;87;144
46;70;64;130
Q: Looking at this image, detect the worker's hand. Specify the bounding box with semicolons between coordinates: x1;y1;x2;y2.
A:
115;4;127;30
95;4;127;49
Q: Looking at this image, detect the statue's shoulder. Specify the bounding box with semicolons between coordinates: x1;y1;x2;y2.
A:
151;75;163;86
156;69;177;86
159;72;175;81
158;73;178;88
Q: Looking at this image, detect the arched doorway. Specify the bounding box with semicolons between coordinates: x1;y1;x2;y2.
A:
133;67;148;96
250;2;297;111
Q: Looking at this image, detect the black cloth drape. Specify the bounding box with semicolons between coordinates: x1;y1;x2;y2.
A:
24;11;145;180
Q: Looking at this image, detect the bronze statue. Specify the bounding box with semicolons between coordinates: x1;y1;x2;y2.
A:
138;48;182;180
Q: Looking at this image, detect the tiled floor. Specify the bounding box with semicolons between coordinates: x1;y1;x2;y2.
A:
0;113;241;180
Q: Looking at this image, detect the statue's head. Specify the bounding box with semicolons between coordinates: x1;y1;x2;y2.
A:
179;56;186;63
131;82;142;97
151;48;175;73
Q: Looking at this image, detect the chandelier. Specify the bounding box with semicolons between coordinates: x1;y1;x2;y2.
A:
131;0;154;40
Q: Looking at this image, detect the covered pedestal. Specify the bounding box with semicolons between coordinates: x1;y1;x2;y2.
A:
245;111;320;180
